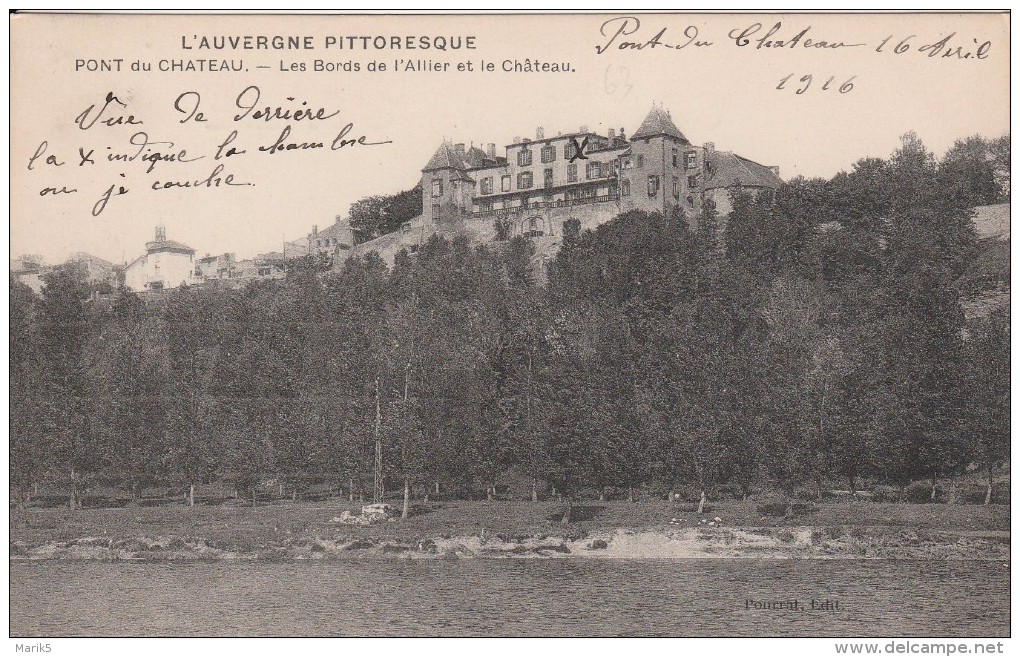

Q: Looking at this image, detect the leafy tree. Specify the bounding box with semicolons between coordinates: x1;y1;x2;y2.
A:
348;184;424;241
10;276;46;505
89;290;167;501
961;307;1010;504
161;287;221;504
37;265;101;508
939;134;1010;208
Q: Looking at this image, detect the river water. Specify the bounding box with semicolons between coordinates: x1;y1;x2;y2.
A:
10;559;1009;637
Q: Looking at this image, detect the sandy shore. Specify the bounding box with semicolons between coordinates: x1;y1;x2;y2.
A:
10;525;1010;562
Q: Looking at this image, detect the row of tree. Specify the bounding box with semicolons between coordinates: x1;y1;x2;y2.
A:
9;133;1010;515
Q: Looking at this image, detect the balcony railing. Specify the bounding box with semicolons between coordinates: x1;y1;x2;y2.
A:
473;188;619;219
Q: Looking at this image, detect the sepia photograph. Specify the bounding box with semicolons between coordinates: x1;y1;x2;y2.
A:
7;10;1012;648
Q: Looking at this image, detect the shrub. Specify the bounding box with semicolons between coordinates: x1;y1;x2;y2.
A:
758;500;791;517
904;481;940;504
959;481;1011;505
714;482;746;500
871;487;902;503
794;487;821;501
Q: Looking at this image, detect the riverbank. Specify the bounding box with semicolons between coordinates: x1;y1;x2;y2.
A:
9;500;1010;561
9;525;1011;561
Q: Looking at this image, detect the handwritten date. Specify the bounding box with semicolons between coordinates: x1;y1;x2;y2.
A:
776;74;856;95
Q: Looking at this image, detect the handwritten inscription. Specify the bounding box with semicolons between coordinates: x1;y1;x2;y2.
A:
74;92;144;130
27;87;393;217
728;23;866;50
597;17;712;54
595;16;994;61
776;75;857;95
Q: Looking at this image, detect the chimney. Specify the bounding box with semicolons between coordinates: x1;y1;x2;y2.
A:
335;214;343;224
312;225;318;236
619;128;626;142
155;225;166;242
536;126;545;139
486;143;496;159
608;128;616;142
580;125;589;134
513;135;520;144
453;143;465;154
704;142;715;154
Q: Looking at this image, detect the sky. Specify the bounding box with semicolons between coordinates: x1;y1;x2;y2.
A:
10;12;1010;265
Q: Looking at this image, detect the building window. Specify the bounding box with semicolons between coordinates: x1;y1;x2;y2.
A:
673;176;680;199
672;148;679;167
567;186;595;201
541;145;556;163
688;174;699;189
432;205;441;220
687;195;695;208
480;199;493;212
622;157;632;170
636;155;644;168
544;168;554;188
431;179;443;198
518;171;533;189
586;161;601;179
517;149;533;166
686;152;697;168
481;177;493;195
501;175;511;192
647;175;660;197
563;143;574;159
621;178;631;196
525;216;544;238
567;163;578;182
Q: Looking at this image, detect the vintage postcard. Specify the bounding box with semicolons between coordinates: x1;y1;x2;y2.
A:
8;10;1011;649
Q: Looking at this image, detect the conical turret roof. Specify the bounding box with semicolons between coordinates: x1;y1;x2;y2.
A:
631;105;688;142
422;141;468;172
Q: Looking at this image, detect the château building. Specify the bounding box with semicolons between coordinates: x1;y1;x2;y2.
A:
332;104;783;267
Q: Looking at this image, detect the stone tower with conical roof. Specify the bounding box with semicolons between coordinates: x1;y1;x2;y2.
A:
620;103;704;217
421;140;476;224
